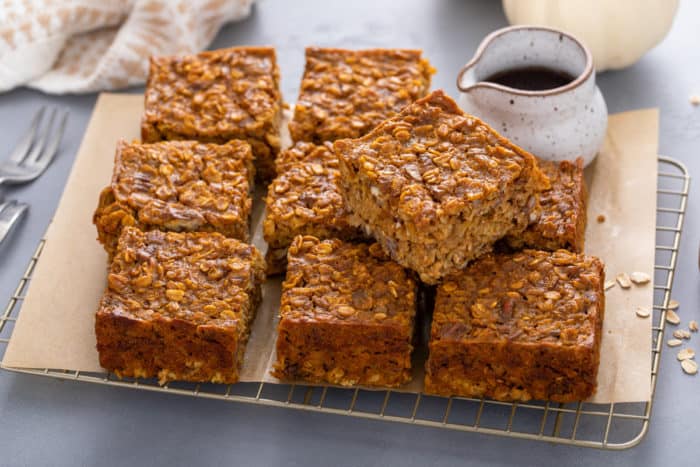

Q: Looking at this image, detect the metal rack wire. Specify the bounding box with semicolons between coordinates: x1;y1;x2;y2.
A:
0;157;689;450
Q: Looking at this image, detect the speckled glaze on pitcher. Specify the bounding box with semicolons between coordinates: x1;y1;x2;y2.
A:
457;26;607;166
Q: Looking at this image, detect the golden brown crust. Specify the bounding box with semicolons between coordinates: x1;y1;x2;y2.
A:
141;46;282;180
289;48;434;143
93;140;253;258
94;186;139;257
263;142;365;269
95;227;265;384
506;158;587;252
271;236;417;387
335;89;550;284
424;249;605;402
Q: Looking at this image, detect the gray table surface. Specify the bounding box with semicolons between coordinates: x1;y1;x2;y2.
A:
1;1;698;465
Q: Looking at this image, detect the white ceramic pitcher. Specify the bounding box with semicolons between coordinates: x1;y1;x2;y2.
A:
457;26;607;166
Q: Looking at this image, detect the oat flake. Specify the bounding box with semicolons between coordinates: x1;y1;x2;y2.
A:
681;359;698;375
630;272;651;285
666;310;681;325
677;348;695;361
616;273;632;289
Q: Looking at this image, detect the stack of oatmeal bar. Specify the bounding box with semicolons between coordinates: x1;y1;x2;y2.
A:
267;48;433;387
93;47;281;384
264;48;435;271
92;45;605;403
270;49;602;402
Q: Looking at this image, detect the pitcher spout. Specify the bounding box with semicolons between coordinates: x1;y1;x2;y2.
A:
456;65;479;93
456;55;481;93
456;26;507;93
457;25;593;97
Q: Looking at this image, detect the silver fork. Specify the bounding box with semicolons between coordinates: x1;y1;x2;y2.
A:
0;200;29;246
0;107;69;185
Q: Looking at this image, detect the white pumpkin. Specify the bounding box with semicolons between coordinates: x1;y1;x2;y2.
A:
501;0;679;71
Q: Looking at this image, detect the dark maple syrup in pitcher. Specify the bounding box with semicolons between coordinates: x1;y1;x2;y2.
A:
483;67;575;91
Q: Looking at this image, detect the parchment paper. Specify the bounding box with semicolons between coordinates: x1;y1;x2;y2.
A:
2;93;657;403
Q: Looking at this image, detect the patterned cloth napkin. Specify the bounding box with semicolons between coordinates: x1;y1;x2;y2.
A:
0;0;254;94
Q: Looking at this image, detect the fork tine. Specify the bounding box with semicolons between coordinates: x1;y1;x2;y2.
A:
24;107;58;164
25;107;57;165
0;200;29;246
35;109;69;168
7;106;46;164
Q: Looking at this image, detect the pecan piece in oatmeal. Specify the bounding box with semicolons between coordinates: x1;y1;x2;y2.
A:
505;158;587;252
263;141;365;274
425;249;605;402
94;140;253;258
141;46;282;180
335;89;550;284
95;227;265;384
289;47;434;144
271;236;416;387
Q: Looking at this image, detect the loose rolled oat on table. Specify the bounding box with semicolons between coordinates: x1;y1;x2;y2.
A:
271;236;417;388
666;309;681;325
334;89;549;284
681;359;698;375
263;141;365;274
289;47;434;144
424;249;605;402
677;348;695;361
141;46;283;180
93;140;254;258
95;227;266;385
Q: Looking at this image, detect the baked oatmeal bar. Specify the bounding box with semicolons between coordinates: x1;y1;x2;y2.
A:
141;46;282;180
289;47;434;143
506;158;587;252
335;89;550;284
424;249;605;402
271;236;417;387
263;141;364;273
94;140;253;258
95;227;265;384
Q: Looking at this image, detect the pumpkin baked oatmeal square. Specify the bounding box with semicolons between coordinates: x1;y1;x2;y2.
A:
334;89;550;284
95;227;265;385
94;140;253;258
506;158;588;253
289;47;434;144
263;141;364;274
141;46;282;180
424;249;605;402
271;236;417;387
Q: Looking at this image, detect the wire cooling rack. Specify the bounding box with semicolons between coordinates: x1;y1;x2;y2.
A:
0;157;689;450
